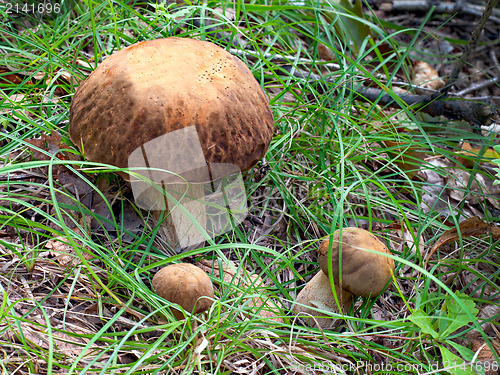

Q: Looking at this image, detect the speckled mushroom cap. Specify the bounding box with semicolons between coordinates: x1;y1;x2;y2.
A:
318;227;395;297
69;37;274;180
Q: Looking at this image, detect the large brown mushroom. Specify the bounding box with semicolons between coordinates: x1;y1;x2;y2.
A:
292;227;395;328
69;37;274;249
152;263;214;320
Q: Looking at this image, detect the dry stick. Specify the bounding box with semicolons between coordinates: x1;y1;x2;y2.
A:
283;65;496;126
354;86;495;125
436;0;500;99
456;76;500;96
491;50;500;76
359;0;499;126
195;3;499;125
387;1;500;24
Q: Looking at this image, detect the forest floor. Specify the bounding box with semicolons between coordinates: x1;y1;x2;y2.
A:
0;1;499;374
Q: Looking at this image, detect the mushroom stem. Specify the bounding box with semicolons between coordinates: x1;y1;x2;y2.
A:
138;180;207;251
292;270;353;328
159;182;207;251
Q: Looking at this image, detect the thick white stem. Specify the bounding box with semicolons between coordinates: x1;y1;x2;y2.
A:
141;182;207;251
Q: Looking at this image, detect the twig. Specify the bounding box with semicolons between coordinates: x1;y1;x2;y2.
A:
353;86;495;126
229;47;341;71
491;50;500;76
383;1;500;24
455;76;500;96
451;49;500;96
282;65;497;126
437;0;500;98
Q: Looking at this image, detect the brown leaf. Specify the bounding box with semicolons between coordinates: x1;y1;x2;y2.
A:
2;314;92;358
317;43;334;61
45;231;94;267
25;130;82;179
0;67;26;86
386;220;425;255
0;93;28;119
425;217;500;266
456;142;500;168
25;130;65;162
467;330;500;375
383;139;426;179
412;61;445;93
30;69;82;95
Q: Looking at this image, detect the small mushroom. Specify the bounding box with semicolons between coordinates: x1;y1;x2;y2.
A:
292;227;395;328
152;263;214;320
318;227;395;297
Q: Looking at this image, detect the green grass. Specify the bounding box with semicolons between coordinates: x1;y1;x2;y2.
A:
1;1;499;374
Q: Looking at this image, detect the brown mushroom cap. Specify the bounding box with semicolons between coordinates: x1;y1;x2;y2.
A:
152;263;214;319
69;37;274;179
318;227;395;297
292;270;353;328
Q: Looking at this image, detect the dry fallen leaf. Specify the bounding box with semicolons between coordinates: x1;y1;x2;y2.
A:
467;330;500;375
30;68;82;95
478;304;500;333
267;85;300;107
412;61;445;93
447;169;482;205
25;130;66;162
425;217;500;267
45;231;94;267
317;43;334;61
383;139;427;179
386;220;425;255
456;142;500;168
4;316;92;358
0;93;28;119
0;67;26;86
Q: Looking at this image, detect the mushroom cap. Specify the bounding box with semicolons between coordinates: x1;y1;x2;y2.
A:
69;37;274;180
152;263;214;319
318;227;395;297
292;271;353;328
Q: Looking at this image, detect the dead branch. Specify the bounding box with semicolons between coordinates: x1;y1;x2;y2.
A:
190;1;500;126
381;1;500;23
282;65;498;126
455;76;500;96
353;86;496;126
438;0;500;98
